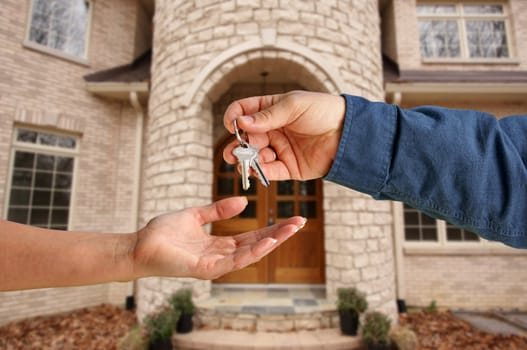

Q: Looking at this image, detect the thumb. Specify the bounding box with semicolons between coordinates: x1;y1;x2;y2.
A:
224;93;301;134
195;197;248;225
236;99;297;134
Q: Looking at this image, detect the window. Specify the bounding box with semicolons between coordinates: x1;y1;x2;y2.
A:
26;0;91;59
5;128;78;230
403;204;480;243
417;3;511;60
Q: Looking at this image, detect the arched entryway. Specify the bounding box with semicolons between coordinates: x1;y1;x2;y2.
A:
211;83;325;284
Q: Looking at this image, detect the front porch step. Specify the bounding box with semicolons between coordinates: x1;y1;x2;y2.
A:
172;329;361;349
195;285;339;332
195;306;339;332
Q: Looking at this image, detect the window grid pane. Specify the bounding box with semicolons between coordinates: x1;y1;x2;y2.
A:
417;2;509;59
446;224;480;242
8;129;76;230
466;20;508;58
403;204;438;241
28;0;90;58
419;20;461;58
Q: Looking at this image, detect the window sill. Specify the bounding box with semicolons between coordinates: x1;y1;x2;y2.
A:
23;40;89;67
421;58;520;65
403;244;527;256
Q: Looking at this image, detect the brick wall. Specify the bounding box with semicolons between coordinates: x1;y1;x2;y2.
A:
0;0;143;324
404;254;527;310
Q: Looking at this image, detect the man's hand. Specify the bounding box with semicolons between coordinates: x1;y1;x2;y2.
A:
223;91;346;181
132;197;306;280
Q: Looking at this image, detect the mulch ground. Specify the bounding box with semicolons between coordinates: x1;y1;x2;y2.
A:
0;304;136;350
0;305;526;349
400;310;527;350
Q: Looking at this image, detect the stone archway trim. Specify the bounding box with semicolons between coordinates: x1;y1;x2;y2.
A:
181;29;346;107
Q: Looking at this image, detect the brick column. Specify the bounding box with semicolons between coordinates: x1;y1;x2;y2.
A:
138;0;397;322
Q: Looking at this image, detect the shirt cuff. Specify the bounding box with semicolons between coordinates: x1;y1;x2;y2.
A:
325;94;397;199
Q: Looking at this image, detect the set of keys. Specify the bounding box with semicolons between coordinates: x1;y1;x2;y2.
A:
232;119;270;191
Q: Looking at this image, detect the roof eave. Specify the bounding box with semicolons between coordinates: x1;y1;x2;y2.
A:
385;81;527;103
85;82;149;102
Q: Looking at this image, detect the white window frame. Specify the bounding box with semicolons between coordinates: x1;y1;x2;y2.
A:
393;202;515;254
3;126;80;230
23;0;94;65
416;1;515;63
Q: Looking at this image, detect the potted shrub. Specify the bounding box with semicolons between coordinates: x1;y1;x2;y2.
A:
143;307;179;350
361;311;392;350
169;289;196;333
336;287;368;336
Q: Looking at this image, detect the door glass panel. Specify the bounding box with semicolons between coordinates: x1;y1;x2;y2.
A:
237;181;257;195
299;180;316;195
277;180;294;195
217;177;234;195
239;200;257;218
299;201;317;218
220;161;235;173
277;201;295;218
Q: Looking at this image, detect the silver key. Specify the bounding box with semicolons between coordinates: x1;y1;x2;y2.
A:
232;144;257;191
251;152;270;187
232;119;270;191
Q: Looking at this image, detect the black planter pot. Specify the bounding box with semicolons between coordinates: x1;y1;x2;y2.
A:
176;313;193;333
148;338;172;350
338;310;360;336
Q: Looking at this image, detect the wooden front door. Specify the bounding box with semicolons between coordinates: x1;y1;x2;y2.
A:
212;137;325;284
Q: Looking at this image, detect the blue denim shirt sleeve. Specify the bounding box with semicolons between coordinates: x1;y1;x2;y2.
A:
326;94;527;249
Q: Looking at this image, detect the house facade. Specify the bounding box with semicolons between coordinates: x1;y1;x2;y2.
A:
1;0;526;326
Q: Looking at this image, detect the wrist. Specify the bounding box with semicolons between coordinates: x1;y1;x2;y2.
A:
114;232;140;282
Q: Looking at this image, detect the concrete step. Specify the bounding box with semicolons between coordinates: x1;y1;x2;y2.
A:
172;328;361;349
195;285;338;332
195;307;339;332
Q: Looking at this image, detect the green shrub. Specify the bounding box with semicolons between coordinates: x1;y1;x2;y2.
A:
143;307;180;344
361;311;392;346
337;287;368;314
169;289;196;315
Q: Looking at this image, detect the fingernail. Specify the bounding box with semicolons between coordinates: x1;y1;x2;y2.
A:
271;238;278;244
239;115;254;124
295;218;307;232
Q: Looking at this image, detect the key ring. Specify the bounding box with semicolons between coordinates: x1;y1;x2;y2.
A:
233;119;249;147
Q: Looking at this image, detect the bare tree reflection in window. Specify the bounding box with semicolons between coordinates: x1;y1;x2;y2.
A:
28;0;90;58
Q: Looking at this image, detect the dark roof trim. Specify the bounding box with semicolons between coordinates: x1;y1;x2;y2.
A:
84;50;151;83
397;70;527;83
383;55;527;84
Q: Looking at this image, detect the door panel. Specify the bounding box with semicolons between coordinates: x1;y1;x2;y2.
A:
212;137;324;283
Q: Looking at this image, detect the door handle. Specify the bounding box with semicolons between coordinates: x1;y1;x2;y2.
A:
268;217;275;226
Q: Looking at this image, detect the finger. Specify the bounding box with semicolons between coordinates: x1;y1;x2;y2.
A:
259;147;276;163
195;197;248;225
223;95;280;133
233;223;301;269
234;217;306;245
222;134;272;164
223;139;240;164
